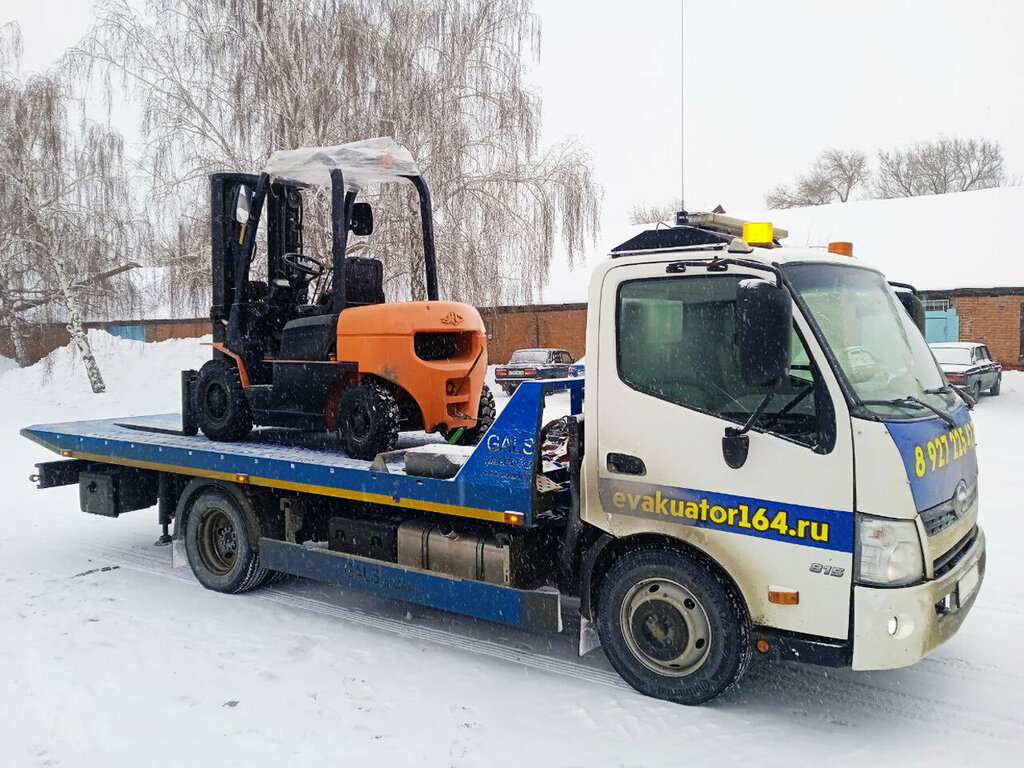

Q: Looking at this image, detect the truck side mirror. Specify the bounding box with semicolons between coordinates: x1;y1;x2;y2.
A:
894;290;926;336
234;184;252;224
723;279;793;470
736;279;793;387
350;202;374;236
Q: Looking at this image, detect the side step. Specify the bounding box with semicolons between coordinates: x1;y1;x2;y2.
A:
259;538;562;633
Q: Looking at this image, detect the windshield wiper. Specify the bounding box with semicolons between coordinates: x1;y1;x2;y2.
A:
925;384;975;410
860;396;956;428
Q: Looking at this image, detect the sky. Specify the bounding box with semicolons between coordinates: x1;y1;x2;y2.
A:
4;0;1023;301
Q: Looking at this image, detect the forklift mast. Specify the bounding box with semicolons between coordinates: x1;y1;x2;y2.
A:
209;173;303;345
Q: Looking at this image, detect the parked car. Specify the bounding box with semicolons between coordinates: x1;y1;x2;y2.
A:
568;356;585;377
929;342;1002;399
494;348;575;394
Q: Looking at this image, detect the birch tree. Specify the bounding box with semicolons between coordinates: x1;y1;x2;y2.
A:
766;149;869;209
875;137;1005;199
0;22;140;388
628;198;685;225
75;0;601;306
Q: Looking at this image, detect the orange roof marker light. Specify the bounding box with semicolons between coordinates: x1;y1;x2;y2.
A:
742;221;775;247
828;241;854;257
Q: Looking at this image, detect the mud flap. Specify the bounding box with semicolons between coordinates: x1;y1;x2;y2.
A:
171;537;188;569
579;613;601;656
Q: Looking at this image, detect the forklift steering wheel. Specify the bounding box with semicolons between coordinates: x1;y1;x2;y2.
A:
282;252;327;278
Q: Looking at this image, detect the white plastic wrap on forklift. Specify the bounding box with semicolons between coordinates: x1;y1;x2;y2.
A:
263;137;420;190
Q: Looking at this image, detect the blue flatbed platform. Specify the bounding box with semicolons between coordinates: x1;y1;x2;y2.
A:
22;379;584;528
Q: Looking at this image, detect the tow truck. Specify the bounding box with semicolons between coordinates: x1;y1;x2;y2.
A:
23;211;985;705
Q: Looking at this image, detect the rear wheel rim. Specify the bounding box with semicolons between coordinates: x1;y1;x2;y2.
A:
204;382;229;421
197;507;238;575
346;401;372;441
620;578;712;677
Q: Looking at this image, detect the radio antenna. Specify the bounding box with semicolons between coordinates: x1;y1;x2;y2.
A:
680;1;685;208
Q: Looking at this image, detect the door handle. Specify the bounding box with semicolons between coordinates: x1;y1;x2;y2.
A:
607;453;646;476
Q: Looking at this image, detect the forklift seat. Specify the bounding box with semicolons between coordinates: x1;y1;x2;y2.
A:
344;257;385;306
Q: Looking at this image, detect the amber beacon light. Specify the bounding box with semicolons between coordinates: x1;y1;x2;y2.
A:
741;221;775;246
828;241;854;257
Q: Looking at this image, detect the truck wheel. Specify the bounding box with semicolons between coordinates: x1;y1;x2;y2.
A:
444;384;496;445
970;381;982;401
990;375;1001;396
596;548;751;705
336;380;400;460
194;359;252;441
501;384;516;396
184;489;268;594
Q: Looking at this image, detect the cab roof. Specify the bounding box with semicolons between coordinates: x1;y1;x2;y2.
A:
609;218;883;273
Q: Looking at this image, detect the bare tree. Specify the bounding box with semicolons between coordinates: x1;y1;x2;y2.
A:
875;137;1005;198
0;23;140;388
75;0;602;307
765;149;869;208
627;198;684;225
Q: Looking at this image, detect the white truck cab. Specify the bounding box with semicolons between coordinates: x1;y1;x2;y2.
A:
579;213;984;701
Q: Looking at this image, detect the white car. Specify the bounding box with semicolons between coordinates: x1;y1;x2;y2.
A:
929;342;1002;399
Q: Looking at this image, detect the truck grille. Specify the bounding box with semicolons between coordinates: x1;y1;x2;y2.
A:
933;526;978;579
920;482;977;537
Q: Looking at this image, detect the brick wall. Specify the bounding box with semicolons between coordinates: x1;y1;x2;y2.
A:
7;291;1020;372
1;307;588;367
480;303;587;364
948;295;1023;370
0;318;213;364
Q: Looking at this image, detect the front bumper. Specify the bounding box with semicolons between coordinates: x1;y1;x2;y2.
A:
851;526;986;670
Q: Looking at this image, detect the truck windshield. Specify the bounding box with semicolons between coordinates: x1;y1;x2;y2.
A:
783;263;957;421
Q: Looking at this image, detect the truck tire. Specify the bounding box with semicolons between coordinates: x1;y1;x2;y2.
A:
444;384;496;445
595;548;751;705
502;382;519;396
336;380;400;460
184;489;268;594
194;359;252;441
990;375;1001;396
970;381;982;401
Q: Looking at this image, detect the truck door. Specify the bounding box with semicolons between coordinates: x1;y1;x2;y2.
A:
589;262;856;640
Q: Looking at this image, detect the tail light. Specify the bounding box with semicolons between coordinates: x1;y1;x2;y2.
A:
495;368;506;377
947;373;966;383
524;368;537;376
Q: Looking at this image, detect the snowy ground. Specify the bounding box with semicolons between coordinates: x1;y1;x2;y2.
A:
1;332;1022;767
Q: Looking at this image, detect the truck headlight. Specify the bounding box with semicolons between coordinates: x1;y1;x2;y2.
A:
855;514;924;587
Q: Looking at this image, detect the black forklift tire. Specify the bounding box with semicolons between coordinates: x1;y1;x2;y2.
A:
595;548;751;705
444;384;496;445
184;489;268;594
336;380;400;460
194;359;253;441
990;375;1001;396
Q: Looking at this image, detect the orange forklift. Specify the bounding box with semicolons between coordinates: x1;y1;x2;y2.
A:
191;138;494;459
